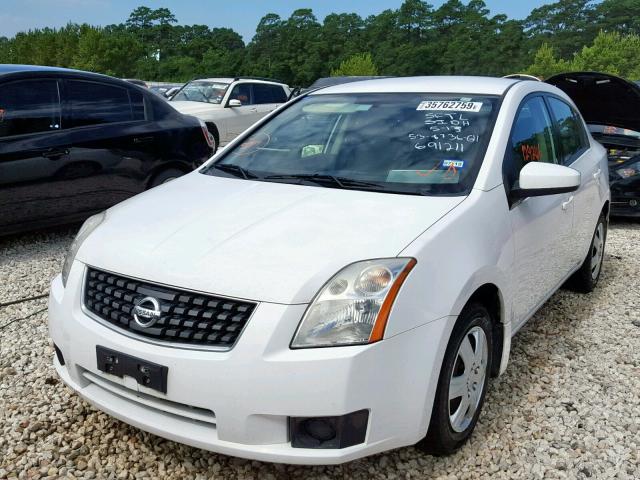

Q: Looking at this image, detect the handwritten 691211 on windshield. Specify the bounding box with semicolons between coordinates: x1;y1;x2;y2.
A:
408;112;479;152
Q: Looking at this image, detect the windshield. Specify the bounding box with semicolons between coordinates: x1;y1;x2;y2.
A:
171;80;229;104
203;93;500;195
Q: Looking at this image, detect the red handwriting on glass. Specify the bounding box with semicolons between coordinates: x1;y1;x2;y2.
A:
521;144;541;162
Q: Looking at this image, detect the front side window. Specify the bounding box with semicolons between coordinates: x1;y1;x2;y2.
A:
170;80;229;104
228;84;253;105
504;96;558;190
68;80;140;128
547;97;588;164
204;93;500;196
0;79;61;138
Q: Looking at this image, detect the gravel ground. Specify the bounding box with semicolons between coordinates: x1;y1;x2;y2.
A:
1;221;639;480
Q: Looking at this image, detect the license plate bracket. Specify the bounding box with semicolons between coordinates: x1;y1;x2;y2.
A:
96;345;168;393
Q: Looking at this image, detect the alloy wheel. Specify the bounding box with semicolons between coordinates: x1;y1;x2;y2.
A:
591;222;605;280
448;326;488;433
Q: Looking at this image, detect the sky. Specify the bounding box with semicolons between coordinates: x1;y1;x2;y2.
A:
0;0;555;42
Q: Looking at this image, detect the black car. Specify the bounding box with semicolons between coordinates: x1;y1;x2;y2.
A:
546;71;640;217
289;76;391;99
0;65;214;235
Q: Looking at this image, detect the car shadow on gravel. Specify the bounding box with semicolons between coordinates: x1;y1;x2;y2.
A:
0;225;78;250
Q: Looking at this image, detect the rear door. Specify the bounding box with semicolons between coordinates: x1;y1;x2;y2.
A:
545;95;601;266
62;78;152;210
252;83;288;118
505;96;575;330
0;77;74;232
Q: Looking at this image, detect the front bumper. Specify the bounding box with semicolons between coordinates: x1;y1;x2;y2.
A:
610;197;640;217
610;178;640;217
49;267;452;464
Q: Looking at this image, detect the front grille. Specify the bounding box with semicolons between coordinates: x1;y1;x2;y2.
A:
84;267;256;349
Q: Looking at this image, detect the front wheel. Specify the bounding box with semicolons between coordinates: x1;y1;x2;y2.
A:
417;303;493;455
567;213;607;293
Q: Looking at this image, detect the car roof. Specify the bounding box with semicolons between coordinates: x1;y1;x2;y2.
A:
193;77;287;86
0;64;135;85
310;76;520;96
193;78;235;83
308;76;392;89
0;64;82;75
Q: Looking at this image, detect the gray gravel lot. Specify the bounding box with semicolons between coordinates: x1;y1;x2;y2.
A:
1;222;639;479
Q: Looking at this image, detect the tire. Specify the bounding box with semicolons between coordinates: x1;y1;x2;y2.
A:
567;213;607;293
148;168;186;188
206;124;218;154
416;303;493;455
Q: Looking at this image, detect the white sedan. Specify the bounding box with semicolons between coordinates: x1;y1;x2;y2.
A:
49;76;609;464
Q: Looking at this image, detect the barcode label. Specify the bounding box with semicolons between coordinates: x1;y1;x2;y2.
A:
417;101;483;112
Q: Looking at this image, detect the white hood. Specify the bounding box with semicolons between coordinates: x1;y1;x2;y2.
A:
169;100;224;116
79;173;465;304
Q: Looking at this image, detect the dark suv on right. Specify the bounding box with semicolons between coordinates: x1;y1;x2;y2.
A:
0;65;214;236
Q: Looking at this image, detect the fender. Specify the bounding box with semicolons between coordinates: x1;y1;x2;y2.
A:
448;269;512;376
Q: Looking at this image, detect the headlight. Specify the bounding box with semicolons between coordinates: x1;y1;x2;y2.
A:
291;258;417;348
617;161;640;178
61;212;106;287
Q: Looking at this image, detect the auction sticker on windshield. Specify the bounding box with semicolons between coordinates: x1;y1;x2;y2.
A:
417;101;483;112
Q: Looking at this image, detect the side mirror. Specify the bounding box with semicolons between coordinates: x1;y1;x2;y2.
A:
511;162;580;199
228;99;242;107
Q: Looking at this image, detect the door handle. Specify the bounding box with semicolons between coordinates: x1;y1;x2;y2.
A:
249;107;258;113
133;136;154;144
562;196;574;211
41;148;69;159
593;168;601;180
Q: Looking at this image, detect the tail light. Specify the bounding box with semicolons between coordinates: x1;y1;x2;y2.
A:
198;119;215;149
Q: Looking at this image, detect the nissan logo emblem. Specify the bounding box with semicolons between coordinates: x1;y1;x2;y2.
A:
132;296;161;328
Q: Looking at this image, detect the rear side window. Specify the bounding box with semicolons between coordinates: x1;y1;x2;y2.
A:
505;96;558;189
0;79;61;138
253;84;287;104
68;80;144;128
547;97;589;164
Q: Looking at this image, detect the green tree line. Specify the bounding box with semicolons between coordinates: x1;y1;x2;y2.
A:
1;0;640;86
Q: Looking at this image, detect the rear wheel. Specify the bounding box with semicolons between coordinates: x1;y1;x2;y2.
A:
417;303;493;455
567;213;607;293
148;168;186;188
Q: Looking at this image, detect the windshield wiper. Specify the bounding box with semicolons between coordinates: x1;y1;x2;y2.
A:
212;163;258;179
263;173;382;189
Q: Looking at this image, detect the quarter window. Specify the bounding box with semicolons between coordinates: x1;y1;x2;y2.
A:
68;80;144;128
547;97;588;164
505;96;558;189
0;79;61;137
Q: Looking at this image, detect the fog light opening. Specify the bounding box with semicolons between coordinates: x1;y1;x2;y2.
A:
290;410;369;449
303;418;336;442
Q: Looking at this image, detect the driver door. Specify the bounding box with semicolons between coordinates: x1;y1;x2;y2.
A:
505;96;575;330
225;83;261;139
